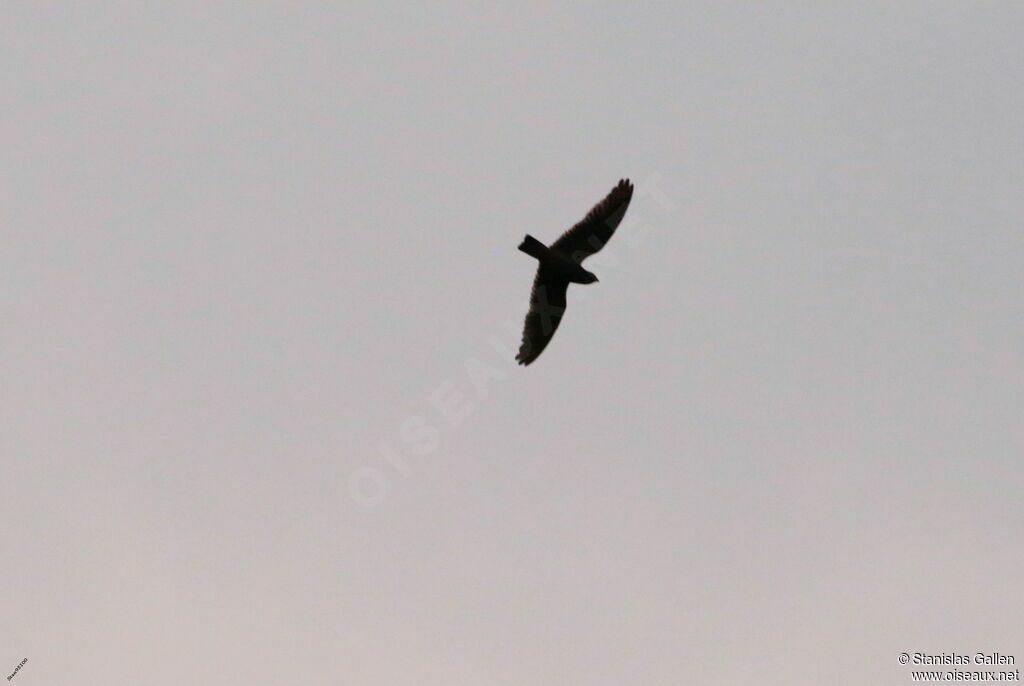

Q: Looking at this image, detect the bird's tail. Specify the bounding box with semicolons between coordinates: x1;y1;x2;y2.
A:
518;234;549;261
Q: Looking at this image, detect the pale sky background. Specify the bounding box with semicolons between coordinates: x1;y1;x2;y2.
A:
2;3;1023;685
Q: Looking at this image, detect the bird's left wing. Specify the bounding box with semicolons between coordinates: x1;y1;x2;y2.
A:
550;178;634;263
516;267;570;366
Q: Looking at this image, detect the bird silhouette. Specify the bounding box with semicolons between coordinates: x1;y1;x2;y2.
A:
515;179;634;365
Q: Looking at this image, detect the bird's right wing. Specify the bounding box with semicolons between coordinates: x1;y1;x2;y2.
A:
550;178;634;263
516;267;570;366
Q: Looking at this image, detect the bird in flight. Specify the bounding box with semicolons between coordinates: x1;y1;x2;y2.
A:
515;178;634;365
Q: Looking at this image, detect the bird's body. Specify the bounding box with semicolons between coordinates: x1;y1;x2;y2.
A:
518;235;598;284
515;179;634;365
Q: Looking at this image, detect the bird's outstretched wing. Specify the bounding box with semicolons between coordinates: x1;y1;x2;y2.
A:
516;267;570;365
550;178;634;263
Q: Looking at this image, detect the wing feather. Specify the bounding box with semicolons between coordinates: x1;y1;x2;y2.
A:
550;179;634;263
516;267;569;365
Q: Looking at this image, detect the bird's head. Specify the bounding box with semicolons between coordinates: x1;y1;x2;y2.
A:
581;270;599;284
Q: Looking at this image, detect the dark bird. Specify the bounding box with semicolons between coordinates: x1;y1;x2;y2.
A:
515;178;634;365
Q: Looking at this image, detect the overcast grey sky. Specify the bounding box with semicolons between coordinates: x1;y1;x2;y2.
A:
2;3;1023;684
